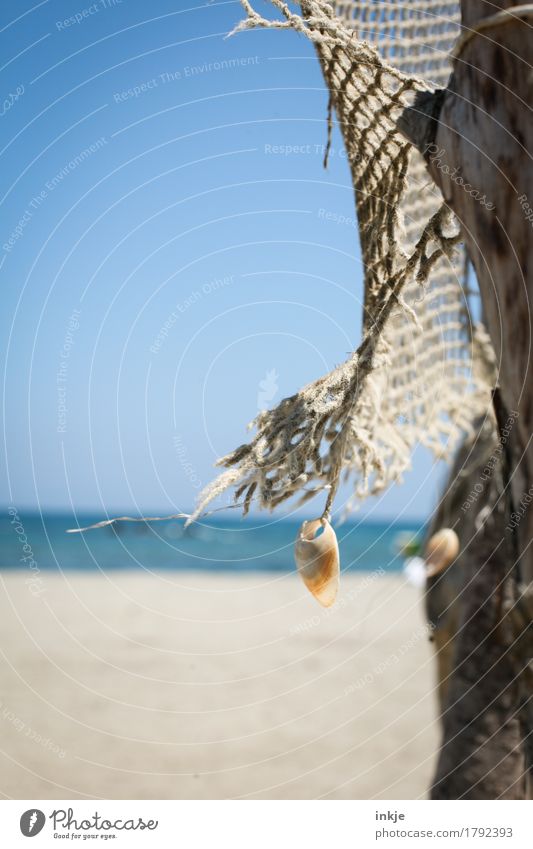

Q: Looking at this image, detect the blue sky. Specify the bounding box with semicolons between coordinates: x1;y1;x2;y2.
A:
1;0;449;521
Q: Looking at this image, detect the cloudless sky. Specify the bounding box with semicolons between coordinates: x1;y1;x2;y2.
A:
1;0;449;522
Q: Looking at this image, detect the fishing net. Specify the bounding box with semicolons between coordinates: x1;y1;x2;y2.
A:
191;0;495;524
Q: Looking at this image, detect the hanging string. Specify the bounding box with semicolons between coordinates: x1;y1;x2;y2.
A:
66;485;332;533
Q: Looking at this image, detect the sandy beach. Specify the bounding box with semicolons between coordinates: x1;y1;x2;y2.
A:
0;572;439;799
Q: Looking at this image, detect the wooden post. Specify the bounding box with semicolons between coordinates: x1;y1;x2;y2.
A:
424;0;533;585
401;0;533;798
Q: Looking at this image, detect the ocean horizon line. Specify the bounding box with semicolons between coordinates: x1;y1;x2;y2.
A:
1;511;424;574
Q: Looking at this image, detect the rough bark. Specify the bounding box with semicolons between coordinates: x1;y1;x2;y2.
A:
407;0;533;799
426;418;529;798
426;0;533;585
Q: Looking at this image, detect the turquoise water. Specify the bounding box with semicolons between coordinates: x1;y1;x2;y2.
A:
1;513;423;574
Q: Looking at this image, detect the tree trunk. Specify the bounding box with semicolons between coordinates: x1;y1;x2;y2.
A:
428;0;533;585
426;417;529;798
404;0;533;798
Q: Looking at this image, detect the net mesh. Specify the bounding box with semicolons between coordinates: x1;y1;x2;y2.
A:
190;0;495;524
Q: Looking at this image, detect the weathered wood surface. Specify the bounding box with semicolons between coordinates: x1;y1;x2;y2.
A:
428;0;533;586
413;1;533;799
426;419;529;798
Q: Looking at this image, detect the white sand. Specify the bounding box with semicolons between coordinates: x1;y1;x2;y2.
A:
0;572;439;799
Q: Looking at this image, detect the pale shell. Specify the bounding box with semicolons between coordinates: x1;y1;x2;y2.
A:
295;518;340;607
425;528;460;577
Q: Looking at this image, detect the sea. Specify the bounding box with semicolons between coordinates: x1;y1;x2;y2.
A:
1;512;424;574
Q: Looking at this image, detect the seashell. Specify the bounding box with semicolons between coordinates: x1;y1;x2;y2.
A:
425;528;459;577
295;518;340;607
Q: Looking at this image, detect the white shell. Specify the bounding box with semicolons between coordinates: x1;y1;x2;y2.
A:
295;518;340;607
425;528;460;577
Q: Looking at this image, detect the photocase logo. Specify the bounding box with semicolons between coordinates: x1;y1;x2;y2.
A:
19;806;159;837
20;809;46;837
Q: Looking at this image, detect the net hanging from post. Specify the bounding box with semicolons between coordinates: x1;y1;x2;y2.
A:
190;0;495;524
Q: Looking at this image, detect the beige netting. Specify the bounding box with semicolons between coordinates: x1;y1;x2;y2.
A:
190;0;495;524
